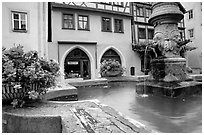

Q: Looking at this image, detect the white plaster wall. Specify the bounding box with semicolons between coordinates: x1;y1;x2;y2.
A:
182;2;202;70
49;8;142;79
2;2;47;57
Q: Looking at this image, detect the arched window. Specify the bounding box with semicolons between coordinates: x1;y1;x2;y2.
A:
101;49;121;64
64;48;91;79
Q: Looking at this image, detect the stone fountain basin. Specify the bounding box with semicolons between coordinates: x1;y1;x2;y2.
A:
136;80;202;97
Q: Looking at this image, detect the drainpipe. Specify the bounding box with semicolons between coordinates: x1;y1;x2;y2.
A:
48;2;52;42
57;44;60;64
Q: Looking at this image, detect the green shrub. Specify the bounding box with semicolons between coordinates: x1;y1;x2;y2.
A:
2;45;60;107
100;59;125;77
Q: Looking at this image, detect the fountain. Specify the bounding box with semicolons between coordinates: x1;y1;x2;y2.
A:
136;2;202;97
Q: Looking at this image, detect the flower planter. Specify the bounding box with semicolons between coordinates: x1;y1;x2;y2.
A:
2;45;60;107
101;70;122;77
2;83;39;102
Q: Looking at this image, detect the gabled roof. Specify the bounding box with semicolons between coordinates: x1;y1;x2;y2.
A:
177;2;186;14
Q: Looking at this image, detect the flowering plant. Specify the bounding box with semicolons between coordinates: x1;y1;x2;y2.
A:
132;41;154;56
100;59;125;77
2;45;60;106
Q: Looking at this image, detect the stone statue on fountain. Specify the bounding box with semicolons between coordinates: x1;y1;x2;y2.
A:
135;2;201;98
147;2;196;82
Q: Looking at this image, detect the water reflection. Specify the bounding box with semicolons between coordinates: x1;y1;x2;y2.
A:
77;82;202;133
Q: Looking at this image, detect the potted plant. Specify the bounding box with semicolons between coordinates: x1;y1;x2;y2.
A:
100;59;125;77
2;45;60;107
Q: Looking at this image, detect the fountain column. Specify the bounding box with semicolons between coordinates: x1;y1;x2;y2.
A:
148;2;189;82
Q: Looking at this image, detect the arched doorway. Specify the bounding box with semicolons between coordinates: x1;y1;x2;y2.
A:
100;49;121;64
64;48;91;79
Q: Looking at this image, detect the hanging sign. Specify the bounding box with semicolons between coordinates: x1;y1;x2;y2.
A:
68;61;78;65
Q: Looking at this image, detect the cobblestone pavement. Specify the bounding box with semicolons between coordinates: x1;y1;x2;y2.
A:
3;100;155;133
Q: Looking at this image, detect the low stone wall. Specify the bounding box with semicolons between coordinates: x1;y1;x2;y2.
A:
69;78;108;87
2;112;62;133
43;86;77;101
68;76;151;88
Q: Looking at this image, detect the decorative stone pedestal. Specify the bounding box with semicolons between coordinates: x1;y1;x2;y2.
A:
135;2;202;98
136;81;202;98
151;58;189;82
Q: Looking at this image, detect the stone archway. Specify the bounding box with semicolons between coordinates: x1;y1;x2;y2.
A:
64;48;91;79
100;49;122;64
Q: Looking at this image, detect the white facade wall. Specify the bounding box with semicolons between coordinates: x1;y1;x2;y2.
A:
2;2;48;58
182;2;202;71
49;8;142;79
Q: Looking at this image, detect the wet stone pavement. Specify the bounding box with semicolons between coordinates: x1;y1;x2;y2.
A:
3;100;154;133
61;100;153;133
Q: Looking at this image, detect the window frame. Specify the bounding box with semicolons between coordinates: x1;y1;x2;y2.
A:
146;8;152;18
136;6;144;17
114;18;124;33
78;15;90;31
188;29;194;38
62;13;75;30
112;2;124;7
101;17;112;32
100;2;112;5
11;11;28;32
147;29;154;39
138;27;146;39
188;10;193;19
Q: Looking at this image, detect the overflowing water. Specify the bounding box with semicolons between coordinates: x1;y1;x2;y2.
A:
77;82;202;133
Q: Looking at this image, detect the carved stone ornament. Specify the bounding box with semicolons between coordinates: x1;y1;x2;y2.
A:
148;2;192;81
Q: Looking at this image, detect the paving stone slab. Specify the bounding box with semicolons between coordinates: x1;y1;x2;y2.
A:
3;100;155;133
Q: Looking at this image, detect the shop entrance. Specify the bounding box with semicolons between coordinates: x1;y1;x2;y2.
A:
64;48;91;79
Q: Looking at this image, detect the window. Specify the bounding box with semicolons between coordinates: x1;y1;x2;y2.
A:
12;11;27;32
138;28;146;39
146;9;152;18
102;17;112;32
113;2;124;7
188;29;194;38
114;19;123;33
101;2;123;6
188;10;193;19
180;31;184;41
136;7;144;17
100;2;112;5
178;20;184;28
63;14;74;29
130;67;135;76
148;29;154;39
78;15;89;30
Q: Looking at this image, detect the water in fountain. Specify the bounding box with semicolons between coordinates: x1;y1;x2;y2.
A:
140;46;149;98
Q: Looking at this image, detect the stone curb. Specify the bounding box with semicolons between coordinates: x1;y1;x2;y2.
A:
43;87;77;100
2;112;62;133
